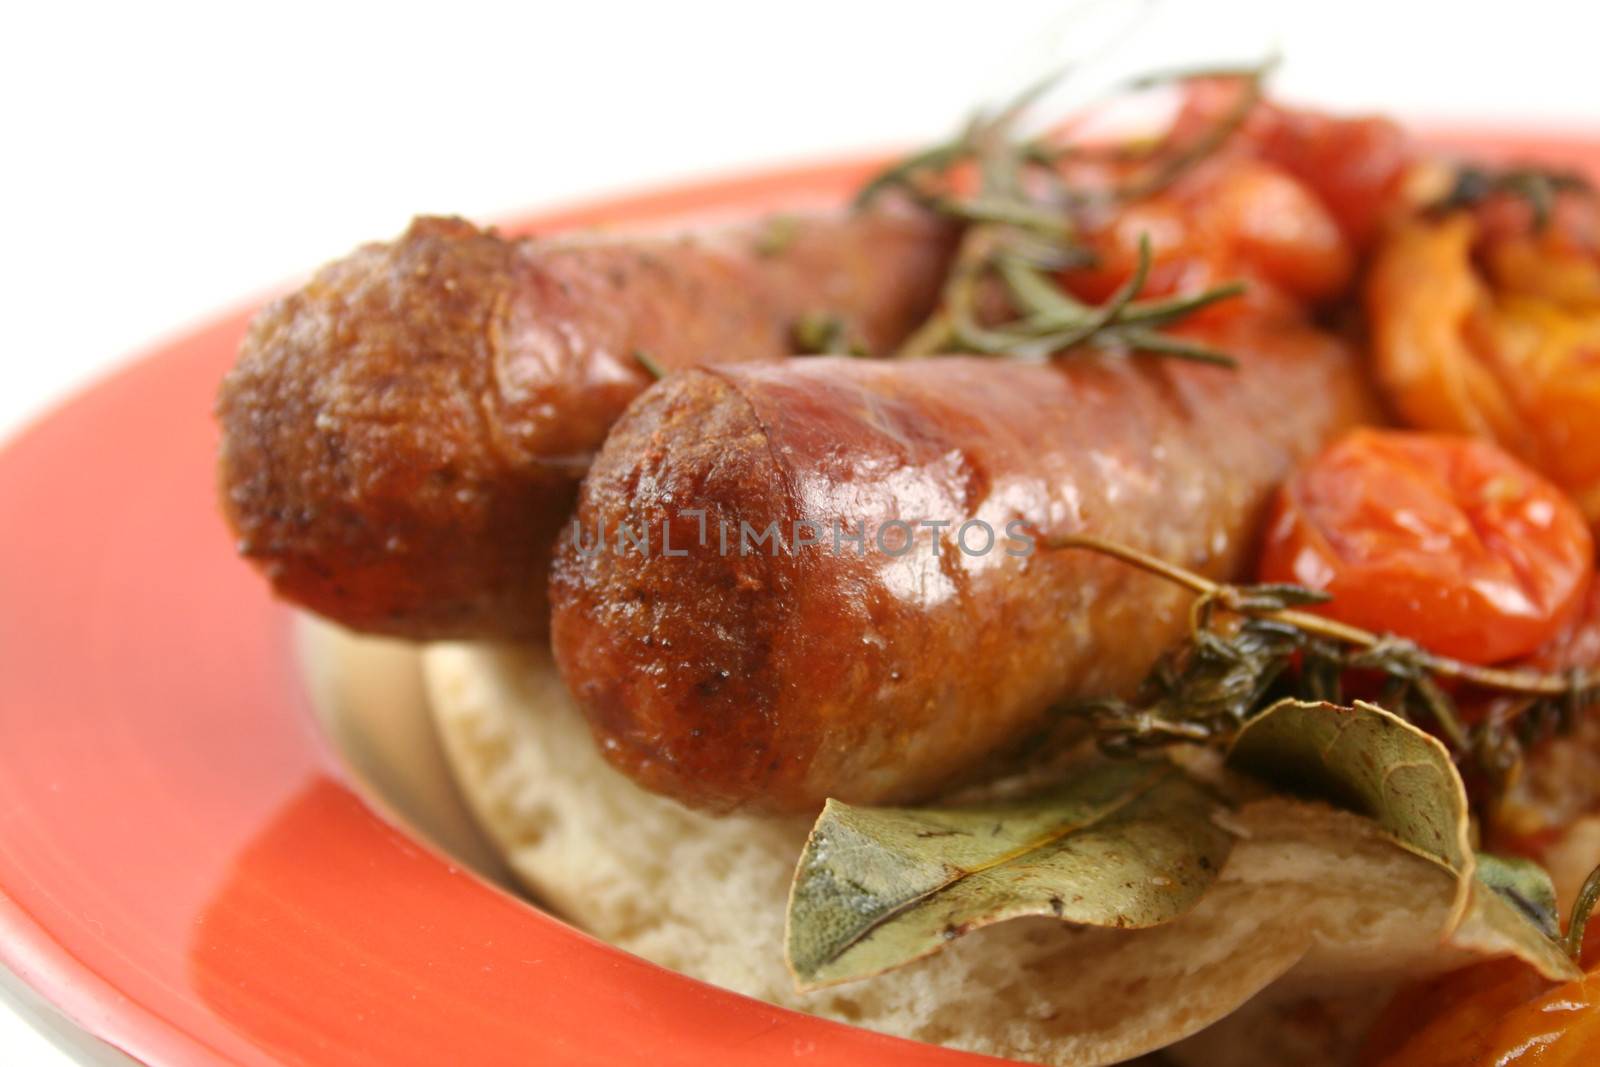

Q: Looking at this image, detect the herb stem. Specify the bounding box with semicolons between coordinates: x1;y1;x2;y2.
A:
894;311;956;359
1043;532;1214;596
930;196;1075;237
1565;863;1600;961
864;64;1252;366
1112;62;1272;203
633;349;666;381
1045;533;1593;699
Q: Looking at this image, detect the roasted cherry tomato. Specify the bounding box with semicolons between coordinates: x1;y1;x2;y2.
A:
1169;77;1416;248
1060;77;1413;319
1366;189;1600;521
1062;155;1353;317
1258;428;1594;664
1363;934;1600;1067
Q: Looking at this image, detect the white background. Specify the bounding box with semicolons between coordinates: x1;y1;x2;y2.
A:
1;1;1597;1062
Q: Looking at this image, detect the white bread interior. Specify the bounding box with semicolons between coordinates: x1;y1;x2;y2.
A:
419;641;1506;1067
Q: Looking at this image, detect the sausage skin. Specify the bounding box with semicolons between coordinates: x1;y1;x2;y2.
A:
217;210;955;640
550;315;1374;813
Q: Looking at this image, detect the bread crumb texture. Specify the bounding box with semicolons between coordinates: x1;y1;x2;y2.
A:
423;643;1479;1067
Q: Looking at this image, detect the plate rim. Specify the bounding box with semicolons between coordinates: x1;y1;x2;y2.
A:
2;128;1598;1067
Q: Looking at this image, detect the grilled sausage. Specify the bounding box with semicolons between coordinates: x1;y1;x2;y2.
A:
549;314;1373;813
217;209;956;640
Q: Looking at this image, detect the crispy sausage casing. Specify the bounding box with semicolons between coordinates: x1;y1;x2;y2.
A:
550;316;1372;813
217;211;954;639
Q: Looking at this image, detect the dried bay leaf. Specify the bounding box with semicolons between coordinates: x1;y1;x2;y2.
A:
786;699;1581;994
1226;699;1470;879
1455;853;1581;980
1226;699;1581;981
785;759;1232;990
1474;852;1563;941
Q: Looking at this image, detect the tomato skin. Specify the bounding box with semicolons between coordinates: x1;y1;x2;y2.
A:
1057;86;1414;320
1250;106;1414;249
1170;78;1416;248
1258;428;1594;665
1363;944;1600;1067
1062;155;1354;318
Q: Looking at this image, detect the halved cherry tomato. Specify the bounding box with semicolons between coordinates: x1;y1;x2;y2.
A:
1258;428;1594;664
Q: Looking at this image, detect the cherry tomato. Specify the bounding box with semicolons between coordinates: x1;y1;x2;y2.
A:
1258;428;1594;664
1366;191;1600;521
1056;84;1411;321
1062;154;1354;317
1170;77;1416;248
1058;80;1415;317
1362;936;1600;1067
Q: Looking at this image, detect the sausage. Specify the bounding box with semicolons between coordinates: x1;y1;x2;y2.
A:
549;314;1374;813
216;209;956;640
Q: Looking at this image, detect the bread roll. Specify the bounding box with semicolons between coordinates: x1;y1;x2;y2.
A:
421;642;1491;1066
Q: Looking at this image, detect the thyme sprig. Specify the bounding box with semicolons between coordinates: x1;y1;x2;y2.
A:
1032;532;1600;968
1046;533;1600;781
1429;163;1595;232
858;65;1273;366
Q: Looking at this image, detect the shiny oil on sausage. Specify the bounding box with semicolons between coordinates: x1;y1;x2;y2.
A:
217;209;955;640
549;314;1373;813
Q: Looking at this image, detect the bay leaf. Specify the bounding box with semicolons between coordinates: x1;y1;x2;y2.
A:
1457;853;1582;981
1225;699;1470;880
1474;852;1563;941
1226;699;1581;982
785;759;1232;990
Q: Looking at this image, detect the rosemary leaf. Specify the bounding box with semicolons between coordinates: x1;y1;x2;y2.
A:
859;65;1254;366
1093;327;1239;367
791;313;867;357
632;349;666;381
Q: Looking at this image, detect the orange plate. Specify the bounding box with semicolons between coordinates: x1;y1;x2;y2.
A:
1;134;1597;1067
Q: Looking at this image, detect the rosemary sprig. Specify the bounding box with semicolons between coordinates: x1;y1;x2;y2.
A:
857;65;1272;366
1110;58;1274;203
1045;533;1600;777
632;349;666;381
791;313;867;357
